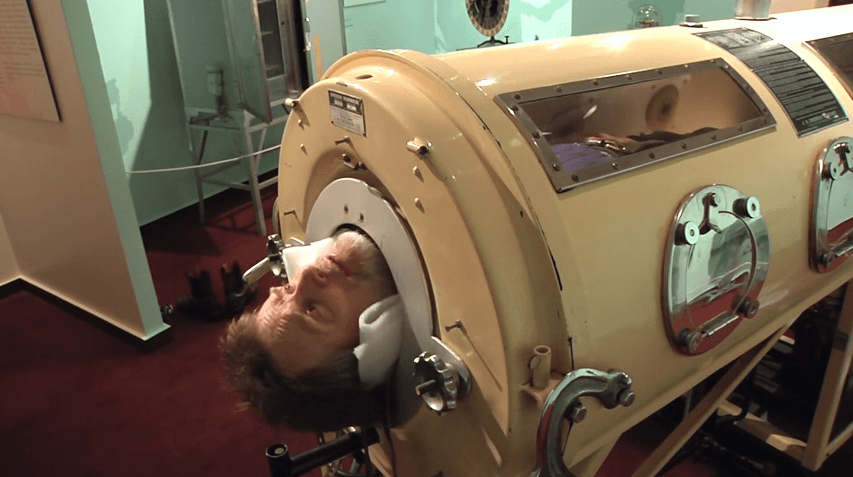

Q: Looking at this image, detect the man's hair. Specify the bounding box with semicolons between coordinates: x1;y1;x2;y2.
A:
220;311;386;431
220;230;397;431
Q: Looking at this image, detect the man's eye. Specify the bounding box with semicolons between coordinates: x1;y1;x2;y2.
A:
305;301;317;313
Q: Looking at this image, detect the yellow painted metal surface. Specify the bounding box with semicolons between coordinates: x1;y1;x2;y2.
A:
277;6;853;476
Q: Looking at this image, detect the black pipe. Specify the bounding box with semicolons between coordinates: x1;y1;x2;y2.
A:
266;428;381;477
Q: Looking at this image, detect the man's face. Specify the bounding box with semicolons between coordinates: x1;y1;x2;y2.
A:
253;232;395;379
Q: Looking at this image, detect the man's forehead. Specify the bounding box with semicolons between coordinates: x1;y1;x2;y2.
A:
282;236;335;279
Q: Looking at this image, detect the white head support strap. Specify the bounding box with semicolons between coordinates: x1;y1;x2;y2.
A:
281;238;404;388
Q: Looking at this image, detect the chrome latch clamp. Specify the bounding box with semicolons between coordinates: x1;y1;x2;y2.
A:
529;369;634;477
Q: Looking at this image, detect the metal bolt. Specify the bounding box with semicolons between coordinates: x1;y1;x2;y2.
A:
821;251;836;267
285;98;300;109
679;329;703;354
739;297;760;318
568;402;587;423
342;154;351;163
676;221;700;246
825;161;841;181
406;139;430;156
552;163;561;171
734;197;761;219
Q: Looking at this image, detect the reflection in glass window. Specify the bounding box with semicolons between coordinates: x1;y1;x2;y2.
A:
808;33;853;101
499;60;774;192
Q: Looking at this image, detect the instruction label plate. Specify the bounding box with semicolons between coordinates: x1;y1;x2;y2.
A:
696;28;846;137
329;90;366;136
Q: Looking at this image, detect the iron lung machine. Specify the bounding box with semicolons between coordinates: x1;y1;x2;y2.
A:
262;6;853;477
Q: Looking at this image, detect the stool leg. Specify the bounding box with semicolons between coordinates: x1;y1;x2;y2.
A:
244;126;266;236
194;130;210;225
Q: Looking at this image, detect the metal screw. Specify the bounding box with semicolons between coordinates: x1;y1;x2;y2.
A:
552;163;561;171
444;320;463;332
618;389;636;407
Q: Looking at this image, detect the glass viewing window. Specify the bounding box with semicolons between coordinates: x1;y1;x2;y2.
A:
497;59;776;193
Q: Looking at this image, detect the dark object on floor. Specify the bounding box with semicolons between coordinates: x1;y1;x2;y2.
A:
175;269;227;321
221;260;258;317
174;263;258;321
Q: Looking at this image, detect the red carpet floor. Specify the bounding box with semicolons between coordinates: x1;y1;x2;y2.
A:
1;184;851;476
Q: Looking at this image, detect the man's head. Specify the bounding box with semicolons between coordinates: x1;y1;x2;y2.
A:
254;230;397;378
221;230;398;430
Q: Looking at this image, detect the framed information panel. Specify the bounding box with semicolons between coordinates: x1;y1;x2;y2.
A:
0;0;59;122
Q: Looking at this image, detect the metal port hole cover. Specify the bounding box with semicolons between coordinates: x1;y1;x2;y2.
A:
663;185;770;356
811;137;853;273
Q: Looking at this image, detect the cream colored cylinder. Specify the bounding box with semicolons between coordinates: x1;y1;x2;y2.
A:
530;345;552;389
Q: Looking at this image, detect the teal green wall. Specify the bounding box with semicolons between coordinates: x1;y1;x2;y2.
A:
87;0;279;226
572;0;738;37
344;0;572;54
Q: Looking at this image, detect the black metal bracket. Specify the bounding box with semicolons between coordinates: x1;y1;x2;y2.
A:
266;428;380;477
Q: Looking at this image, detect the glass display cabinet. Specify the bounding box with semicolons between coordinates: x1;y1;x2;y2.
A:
166;0;346;235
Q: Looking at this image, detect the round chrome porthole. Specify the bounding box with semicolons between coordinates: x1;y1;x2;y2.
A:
811;137;853;273
663;185;771;355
